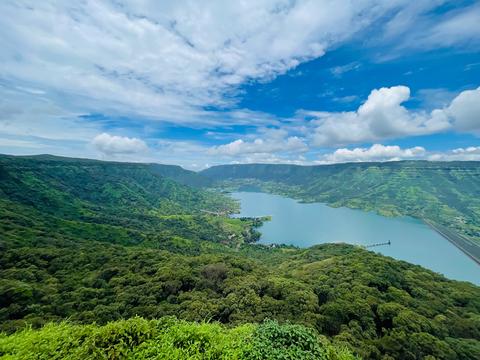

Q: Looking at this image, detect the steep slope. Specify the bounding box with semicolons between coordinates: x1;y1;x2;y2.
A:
0;155;256;248
0;154;222;217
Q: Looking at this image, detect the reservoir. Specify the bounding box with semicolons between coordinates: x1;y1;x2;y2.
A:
232;191;480;285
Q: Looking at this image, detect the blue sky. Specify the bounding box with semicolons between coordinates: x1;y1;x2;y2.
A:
0;1;479;169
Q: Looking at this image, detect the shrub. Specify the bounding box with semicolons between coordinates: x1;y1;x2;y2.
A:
0;317;357;360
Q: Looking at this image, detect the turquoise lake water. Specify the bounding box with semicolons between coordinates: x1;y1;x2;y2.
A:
232;192;480;285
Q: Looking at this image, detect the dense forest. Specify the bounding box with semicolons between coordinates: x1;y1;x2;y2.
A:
201;162;480;262
1;155;480;359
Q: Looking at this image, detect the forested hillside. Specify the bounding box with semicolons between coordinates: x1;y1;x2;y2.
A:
0;154;224;218
201;161;480;258
150;163;213;188
1;155;480;359
0;155;264;248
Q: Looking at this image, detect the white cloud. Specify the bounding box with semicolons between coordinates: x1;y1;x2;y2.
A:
429;147;480;162
0;85;98;141
413;88;458;110
92;133;148;155
377;2;480;58
452;147;480;155
206;141;480;166
208;137;305;156
205;84;480;164
130;137;309;168
208;128;307;156
310;86;480;147
230;153;308;165
89;134;480;167
0;0;436;126
412;3;480;49
330;62;361;77
445;87;480;132
332;95;359;104
0;137;47;149
1;2;478;166
318;144;426;163
316;144;480;164
310;86;447;146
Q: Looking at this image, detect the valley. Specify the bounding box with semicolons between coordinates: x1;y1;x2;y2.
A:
231;191;480;284
1;155;480;359
201;162;480;264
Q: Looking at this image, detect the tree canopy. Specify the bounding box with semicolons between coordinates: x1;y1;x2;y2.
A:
1;155;480;359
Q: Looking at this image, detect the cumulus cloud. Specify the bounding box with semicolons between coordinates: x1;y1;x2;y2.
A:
310;86;480;147
92;133;148;155
206;83;480;164
452;146;480;155
208;128;307;156
215;142;480;165
429;147;480;162
316;144;480;164
209;137;307;156
318;144;426;163
446;88;480;132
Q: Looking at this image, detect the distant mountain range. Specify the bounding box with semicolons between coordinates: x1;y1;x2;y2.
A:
201;161;480;262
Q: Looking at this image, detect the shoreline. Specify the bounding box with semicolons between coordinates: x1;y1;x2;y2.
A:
423;219;480;266
230;190;480;267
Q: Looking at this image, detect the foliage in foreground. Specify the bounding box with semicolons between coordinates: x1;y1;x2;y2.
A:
0;317;356;360
1;240;480;359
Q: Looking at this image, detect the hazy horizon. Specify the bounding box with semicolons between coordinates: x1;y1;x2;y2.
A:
3;152;480;172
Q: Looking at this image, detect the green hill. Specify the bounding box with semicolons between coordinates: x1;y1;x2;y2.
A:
0;154;259;248
150;163;213;188
201;161;480;258
1;155;480;359
0;154;220;218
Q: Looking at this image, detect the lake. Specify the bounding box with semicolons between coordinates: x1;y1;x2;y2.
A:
232;191;480;285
